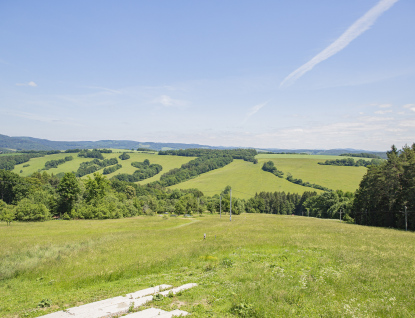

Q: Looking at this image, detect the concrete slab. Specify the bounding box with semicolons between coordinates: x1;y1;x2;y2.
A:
159;283;198;297
126;285;172;299
122;308;166;317
37;284;196;318
158;309;189;317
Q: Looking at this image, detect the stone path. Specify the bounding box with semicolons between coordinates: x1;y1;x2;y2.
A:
38;283;197;318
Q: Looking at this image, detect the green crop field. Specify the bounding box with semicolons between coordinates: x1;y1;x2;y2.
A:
169;155;367;198
257;156;367;193
169;159;316;199
1;214;414;317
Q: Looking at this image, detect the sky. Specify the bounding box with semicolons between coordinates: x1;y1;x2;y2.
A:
0;0;414;151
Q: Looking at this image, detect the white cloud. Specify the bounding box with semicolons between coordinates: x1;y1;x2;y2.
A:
280;0;399;88
403;104;415;112
241;101;268;124
152;95;189;109
375;110;393;114
16;81;37;87
379;103;392;108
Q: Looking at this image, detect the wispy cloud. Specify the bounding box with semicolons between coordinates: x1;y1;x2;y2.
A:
152;95;189;109
16;81;37;87
375;110;393;114
379;103;392;108
242;101;268;124
280;0;399;88
85;86;122;94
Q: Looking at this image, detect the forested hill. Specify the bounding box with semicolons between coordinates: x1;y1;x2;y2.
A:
0;133;387;157
0;134;221;151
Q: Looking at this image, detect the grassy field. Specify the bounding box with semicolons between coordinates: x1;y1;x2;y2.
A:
1;214;414;317
11;152;367;196
256;154;373;160
257;156;367;193
11;152;194;183
169;155;367;198
169;160;316;199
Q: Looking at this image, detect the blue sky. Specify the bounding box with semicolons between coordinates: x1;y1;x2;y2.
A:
1;0;414;151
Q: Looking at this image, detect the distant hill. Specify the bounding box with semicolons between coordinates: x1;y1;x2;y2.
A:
0;134;224;151
260;148;387;159
0;134;387;158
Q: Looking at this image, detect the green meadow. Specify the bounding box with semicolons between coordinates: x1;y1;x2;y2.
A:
11;152;367;197
1;214;414;317
257;156;367;193
12;152;194;183
169;155;367;198
169;160;315;199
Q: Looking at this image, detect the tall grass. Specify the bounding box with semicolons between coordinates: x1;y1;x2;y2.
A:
1;215;415;317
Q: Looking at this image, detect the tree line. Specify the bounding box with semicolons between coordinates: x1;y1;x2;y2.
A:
159;148;258;163
44;156;73;169
103;164;122;175
76;158;119;177
318;158;382;167
340;152;382;159
262;161;329;191
352;144;415;229
0;170;246;222
153;149;258;187
112;159;162;182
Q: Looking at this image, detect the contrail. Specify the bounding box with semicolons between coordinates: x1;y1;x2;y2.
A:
242;101;268;124
280;0;399;88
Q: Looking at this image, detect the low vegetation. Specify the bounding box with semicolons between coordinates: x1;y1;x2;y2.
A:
319;157;382;167
1;215;415;317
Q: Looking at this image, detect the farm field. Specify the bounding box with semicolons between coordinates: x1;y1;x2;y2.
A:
169;159;316;199
257;155;368;193
169;155;367;198
10;152;368;196
1;214;414;317
11;152;195;183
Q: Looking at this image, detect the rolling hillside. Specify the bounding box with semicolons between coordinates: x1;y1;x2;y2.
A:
168;154;368;198
10;151;368;198
12;151;195;182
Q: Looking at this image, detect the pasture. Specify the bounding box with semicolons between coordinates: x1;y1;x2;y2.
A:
11;152;367;197
169;159;315;198
1;214;414;317
11;151;194;183
169;155;367;198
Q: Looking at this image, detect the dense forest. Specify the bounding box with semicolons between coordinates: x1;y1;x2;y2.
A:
318;158;382;167
352;144;415;230
340;153;382;159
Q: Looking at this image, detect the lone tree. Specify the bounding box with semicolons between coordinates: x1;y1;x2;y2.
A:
0;200;15;225
57;172;81;216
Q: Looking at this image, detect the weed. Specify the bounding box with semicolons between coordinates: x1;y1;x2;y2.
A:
153;293;164;301
37;299;51;308
221;258;233;267
128;301;135;312
231;302;256;317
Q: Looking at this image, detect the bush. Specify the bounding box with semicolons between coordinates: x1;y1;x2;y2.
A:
343;214;354;224
15;198;50;221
